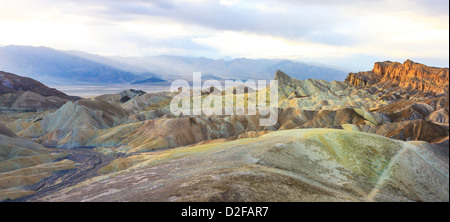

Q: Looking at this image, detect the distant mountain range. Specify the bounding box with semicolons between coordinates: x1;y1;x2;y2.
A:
0;45;162;85
0;45;349;85
110;55;350;82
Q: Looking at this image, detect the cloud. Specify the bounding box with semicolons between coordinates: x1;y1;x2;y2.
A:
0;0;448;69
54;0;357;46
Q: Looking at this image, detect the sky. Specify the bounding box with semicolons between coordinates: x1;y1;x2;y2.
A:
0;0;448;71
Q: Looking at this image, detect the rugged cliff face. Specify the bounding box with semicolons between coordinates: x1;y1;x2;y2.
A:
346;60;449;94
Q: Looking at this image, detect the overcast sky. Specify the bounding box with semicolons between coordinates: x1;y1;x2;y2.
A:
0;0;448;70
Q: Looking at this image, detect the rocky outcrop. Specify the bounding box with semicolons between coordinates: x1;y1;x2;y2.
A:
94;89;146;104
348;119;449;143
44;99;128;131
29;104;448;151
121;92;175;114
368;94;449;126
272;70;392;110
16;98;129;143
346;60;449;94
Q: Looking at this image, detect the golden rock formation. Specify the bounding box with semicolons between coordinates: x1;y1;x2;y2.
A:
346;60;449;94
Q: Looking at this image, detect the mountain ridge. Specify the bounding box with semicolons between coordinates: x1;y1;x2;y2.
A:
111;54;349;81
0;71;72;99
346;59;449;94
0;45;164;85
0;45;349;85
0;71;76;111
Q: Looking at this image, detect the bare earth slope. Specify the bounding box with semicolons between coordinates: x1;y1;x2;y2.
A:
0;133;76;201
1;71;77;111
0;71;71;99
35;129;449;202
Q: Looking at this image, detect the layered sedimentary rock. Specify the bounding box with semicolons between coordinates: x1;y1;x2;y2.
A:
1;61;448;202
0;122;16;137
422;96;449;125
0;71;77;111
121;92;175;114
346;60;449;94
0;71;72;99
9;66;449;151
0;91;68;112
346;119;448;143
273;70;382;110
21;105;447;151
344;60;449;129
35;129;449;202
16;98;129;147
94;89;146;104
0;134;76;201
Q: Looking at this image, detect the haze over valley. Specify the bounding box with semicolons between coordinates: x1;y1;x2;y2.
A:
0;0;448;203
0;45;351;96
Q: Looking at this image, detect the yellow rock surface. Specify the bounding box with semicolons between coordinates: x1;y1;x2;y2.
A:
0;134;76;201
